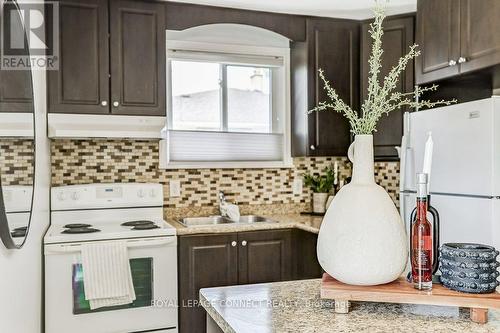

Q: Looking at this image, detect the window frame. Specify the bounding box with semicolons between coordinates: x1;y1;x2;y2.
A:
163;40;292;169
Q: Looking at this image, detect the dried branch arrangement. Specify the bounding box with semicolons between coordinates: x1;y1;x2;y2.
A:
310;1;456;135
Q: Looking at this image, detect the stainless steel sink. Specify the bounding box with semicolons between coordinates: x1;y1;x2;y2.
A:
178;215;277;227
179;216;233;227
237;215;275;223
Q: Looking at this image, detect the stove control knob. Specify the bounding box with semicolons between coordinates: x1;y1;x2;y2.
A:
137;189;145;198
57;192;67;201
149;189;157;198
71;192;81;201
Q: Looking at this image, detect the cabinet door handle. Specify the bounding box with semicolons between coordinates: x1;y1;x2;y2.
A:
231;241;237;247
448;59;457;66
113;101;119;107
101;101;108;106
458;57;467;64
241;240;247;247
310;145;316;151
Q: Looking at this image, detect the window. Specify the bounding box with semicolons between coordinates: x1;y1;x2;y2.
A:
162;25;291;169
227;65;272;133
170;61;221;131
171;61;273;134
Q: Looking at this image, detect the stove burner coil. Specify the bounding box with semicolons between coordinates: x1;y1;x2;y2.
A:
64;223;92;229
132;224;160;230
121;220;156;227
62;227;101;234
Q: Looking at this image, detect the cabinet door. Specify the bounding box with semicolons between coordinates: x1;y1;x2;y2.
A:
178;234;238;333
48;0;109;114
0;69;33;113
361;16;414;160
307;18;359;156
459;0;500;73
415;0;460;84
0;4;32;112
293;229;323;280
238;230;292;284
110;0;165;116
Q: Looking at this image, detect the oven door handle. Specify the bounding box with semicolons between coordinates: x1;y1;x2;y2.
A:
44;237;176;254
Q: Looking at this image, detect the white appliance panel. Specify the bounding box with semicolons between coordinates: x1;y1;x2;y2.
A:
51;183;164;211
401;193;495;248
2;185;33;212
431;194;494;246
494;98;500;197
408;98;496;196
494;199;500;292
45;237;178;333
494;199;500;252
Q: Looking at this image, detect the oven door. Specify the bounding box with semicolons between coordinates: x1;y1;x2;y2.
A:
44;237;178;333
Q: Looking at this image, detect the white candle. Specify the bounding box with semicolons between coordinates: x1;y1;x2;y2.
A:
333;161;339;185
422;132;433;195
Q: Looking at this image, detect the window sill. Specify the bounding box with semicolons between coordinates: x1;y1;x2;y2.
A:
160;160;294;170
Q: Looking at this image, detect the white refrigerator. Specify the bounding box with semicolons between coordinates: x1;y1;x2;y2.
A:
400;97;500;253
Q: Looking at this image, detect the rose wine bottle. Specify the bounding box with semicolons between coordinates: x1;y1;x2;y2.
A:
411;173;433;290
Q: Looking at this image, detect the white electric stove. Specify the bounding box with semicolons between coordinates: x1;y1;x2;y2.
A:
44;183;178;333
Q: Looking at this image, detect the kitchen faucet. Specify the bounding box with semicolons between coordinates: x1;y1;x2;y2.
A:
218;191;239;219
218;191;227;206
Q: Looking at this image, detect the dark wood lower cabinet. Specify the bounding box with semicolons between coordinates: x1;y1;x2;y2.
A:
238;230;292;285
293;229;323;279
178;233;238;333
178;229;316;333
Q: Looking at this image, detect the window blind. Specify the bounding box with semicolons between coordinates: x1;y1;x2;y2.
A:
164;130;284;162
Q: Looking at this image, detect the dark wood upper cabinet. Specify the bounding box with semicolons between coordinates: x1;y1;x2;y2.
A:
48;0;109;114
178;234;238;333
304;18;360;157
48;0;165;116
416;0;500;85
415;0;460;85
237;230;292;285
110;0;165;115
459;0;500;73
0;3;33;112
361;15;414;160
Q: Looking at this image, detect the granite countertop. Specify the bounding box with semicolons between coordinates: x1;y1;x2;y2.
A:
168;214;323;235
200;279;500;333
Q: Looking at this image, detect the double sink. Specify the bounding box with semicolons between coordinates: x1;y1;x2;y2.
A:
178;215;277;227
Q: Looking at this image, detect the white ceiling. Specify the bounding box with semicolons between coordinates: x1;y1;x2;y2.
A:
168;0;417;20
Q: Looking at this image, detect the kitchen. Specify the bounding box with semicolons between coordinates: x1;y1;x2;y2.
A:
0;0;499;332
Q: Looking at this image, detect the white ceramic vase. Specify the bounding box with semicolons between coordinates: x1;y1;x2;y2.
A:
317;135;408;285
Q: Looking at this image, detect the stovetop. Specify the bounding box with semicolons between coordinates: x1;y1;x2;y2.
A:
44;218;176;244
45;183;176;245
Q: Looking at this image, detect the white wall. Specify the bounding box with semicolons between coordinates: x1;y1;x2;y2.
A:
0;60;50;332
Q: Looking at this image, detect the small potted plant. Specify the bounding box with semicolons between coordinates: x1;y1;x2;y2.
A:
303;167;335;214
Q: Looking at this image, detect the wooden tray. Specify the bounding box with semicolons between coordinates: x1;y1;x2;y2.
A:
320;273;500;324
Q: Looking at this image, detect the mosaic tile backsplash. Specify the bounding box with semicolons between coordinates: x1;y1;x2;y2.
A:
0;139;35;186
51;139;400;218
